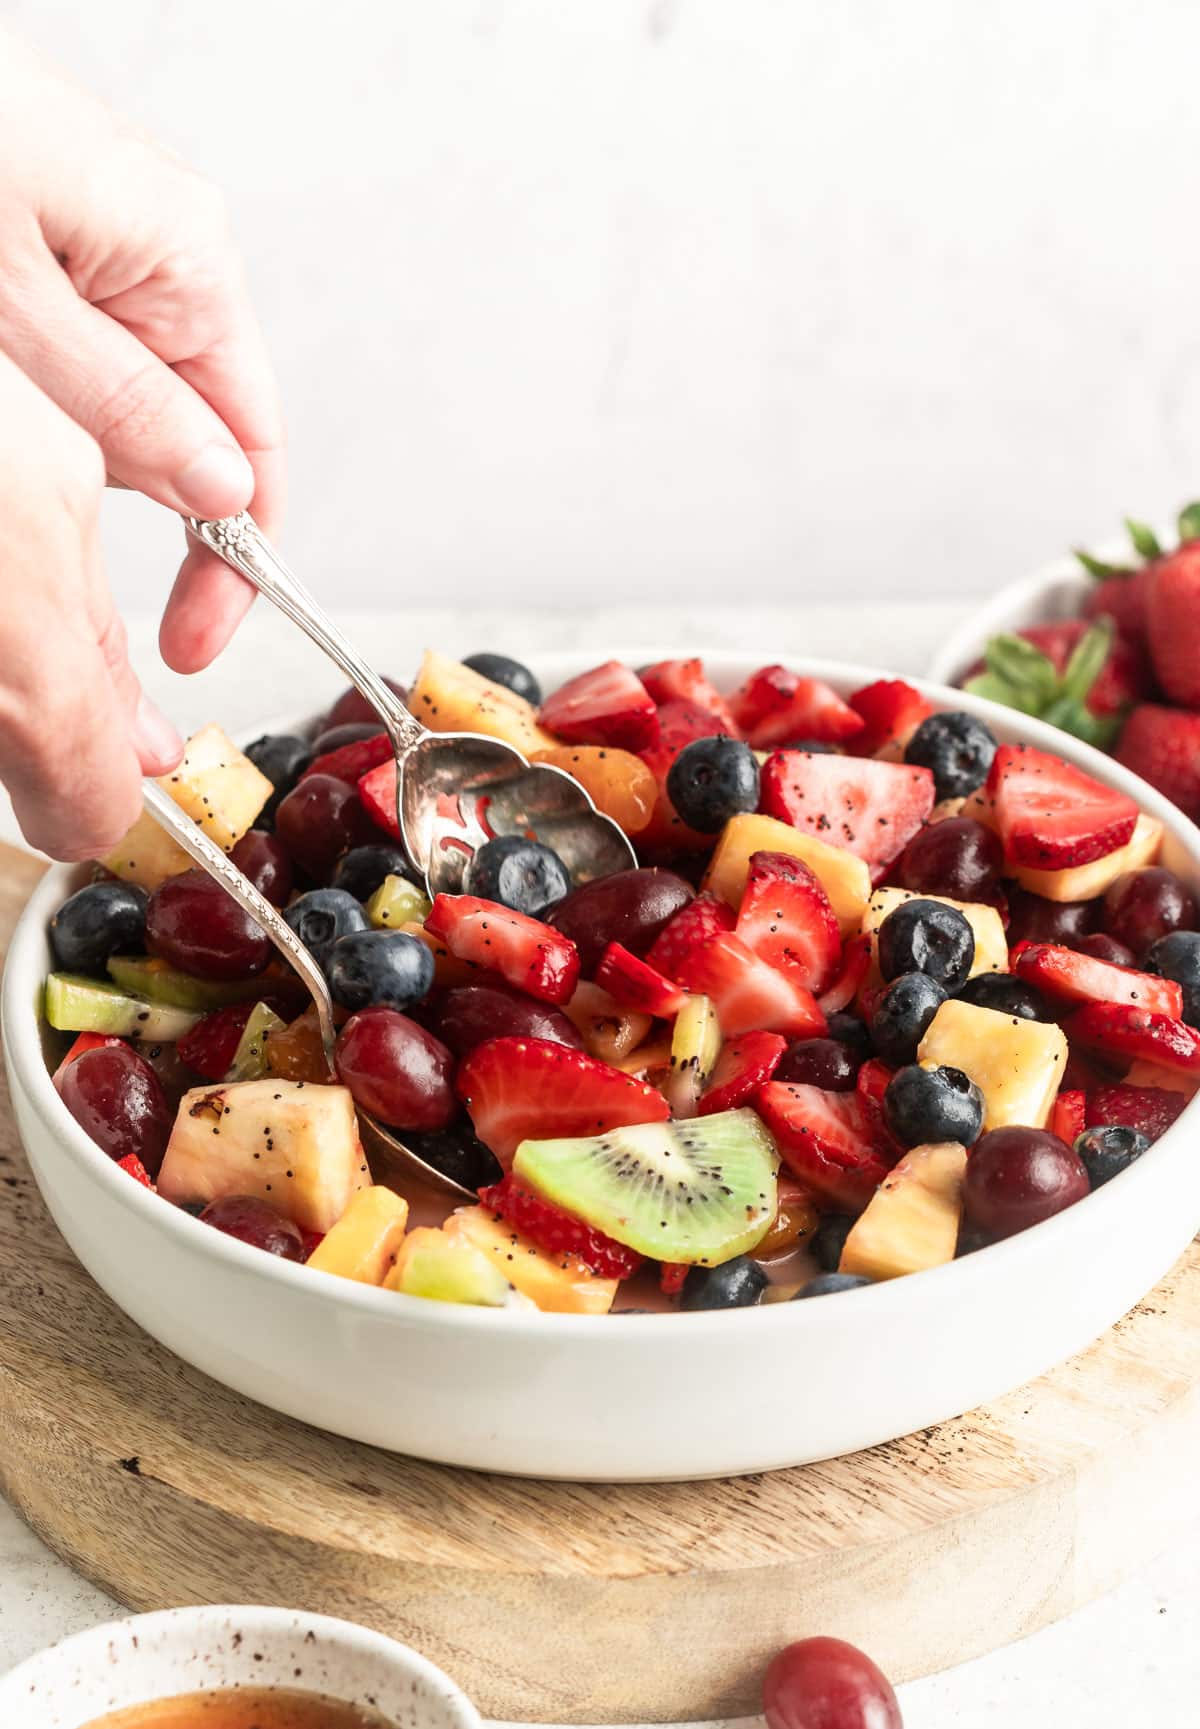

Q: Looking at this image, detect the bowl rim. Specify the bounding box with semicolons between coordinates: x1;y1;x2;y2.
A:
6;651;1200;1343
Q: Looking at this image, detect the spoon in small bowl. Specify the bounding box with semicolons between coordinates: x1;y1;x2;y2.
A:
184;511;637;893
142;782;475;1200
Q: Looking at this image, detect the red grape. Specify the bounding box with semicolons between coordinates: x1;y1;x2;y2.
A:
775;1037;860;1091
323;677;408;731
963;1127;1089;1241
546;867;694;973
763;1637;902;1729
893;817;1003;903
1076;932;1137;968
421;982;584;1058
1103;867;1198;957
312;721;384;755
200;1195;305;1260
274;773;377;880
1007;888;1095;949
336;1006;457;1129
229;830;293;905
145;869;270;980
56;1043;173;1176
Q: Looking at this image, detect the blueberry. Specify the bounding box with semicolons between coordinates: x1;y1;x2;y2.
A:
877;898;975;991
283;888;368;969
464;836;571;917
775;1037;859;1091
1075;1124;1151;1189
1144;931;1200;1026
778;738;837;754
811;1211;854;1272
869;972;946;1065
666;737;760;833
327;929;435;1012
50;881;148;974
884;1062;984;1148
244;733;313;820
332;843;417;903
462;653;542;706
794;1272;873;1299
679;1255;768;1310
956;972;1053;1022
905;711;997;801
401;1125;503;1190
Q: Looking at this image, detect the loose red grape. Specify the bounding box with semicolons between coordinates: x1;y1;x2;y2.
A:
229;830;293;905
1076;932;1137;968
763;1637;902;1729
775;1037;860;1091
546;867;694;973
421;982;584;1058
200;1195;305;1260
893;817;1003;903
312;721;384;755
1103;867;1198;957
336;1006;457;1129
1006;888;1096;949
323;677;408;731
145;869;270;980
56;1043;173;1177
963;1127;1089;1241
274;773;378;881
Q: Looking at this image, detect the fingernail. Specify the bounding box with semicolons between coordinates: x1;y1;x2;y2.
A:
133;696;184;772
174;444;255;517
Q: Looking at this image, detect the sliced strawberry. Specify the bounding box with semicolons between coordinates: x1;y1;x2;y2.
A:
357;757;401;839
728;666;865;750
479;1173;644;1278
847;679;935;758
660;1261;689;1296
636;699;726;855
52;1031;122;1086
672;930;827;1039
697;1030;787;1115
855;1057;899;1150
817;935;872;1015
735;850;841;991
1085;1082;1188;1142
116;1153;154;1189
756;1082;890;1213
639;658;741;737
1013;943;1184;1019
177;1001;257;1080
987;744;1138;869
594;943;688;1017
1049;1088;1087;1147
644;893;736;977
457;1035;670;1167
540;661;660;752
303;731;393;786
760;750;935;877
425;895;580;1004
1065;1003;1200;1073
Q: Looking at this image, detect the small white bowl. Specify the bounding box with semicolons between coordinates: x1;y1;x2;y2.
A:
5;654;1200;1480
0;1604;482;1729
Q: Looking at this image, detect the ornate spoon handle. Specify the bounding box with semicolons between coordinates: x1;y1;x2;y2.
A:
141;782;338;1076
185;512;425;755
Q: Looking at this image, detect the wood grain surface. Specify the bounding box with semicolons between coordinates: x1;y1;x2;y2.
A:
1;843;1198;1723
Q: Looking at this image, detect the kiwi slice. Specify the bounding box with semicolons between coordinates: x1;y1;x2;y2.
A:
366;874;433;930
44;973;200;1042
513;1108;779;1267
389;1226;524;1308
106;954;262;1011
226;1002;287;1081
664;994;721;1118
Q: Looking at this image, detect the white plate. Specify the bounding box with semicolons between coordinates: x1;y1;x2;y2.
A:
5;654;1200;1481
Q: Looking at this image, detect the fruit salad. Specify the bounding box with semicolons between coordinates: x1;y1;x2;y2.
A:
40;649;1200;1315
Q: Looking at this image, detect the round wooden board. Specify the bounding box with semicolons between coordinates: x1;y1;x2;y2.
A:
2;842;1200;1724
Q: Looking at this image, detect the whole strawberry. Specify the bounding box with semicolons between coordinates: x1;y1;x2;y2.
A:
1147;539;1200;706
1116;705;1200;820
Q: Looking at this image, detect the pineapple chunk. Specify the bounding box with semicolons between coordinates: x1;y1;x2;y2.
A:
385;1226;524;1308
409;650;557;755
450;1205;618;1314
307;1186;410;1285
917;1000;1068;1132
862;887;1008;980
1123;1059;1200;1098
1011;813;1163;902
103;723;274;887
702;812;871;936
839;1141;966;1280
158;1079;368;1233
563;981;652;1063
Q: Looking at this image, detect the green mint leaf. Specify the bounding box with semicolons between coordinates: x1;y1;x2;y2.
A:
963;672;1040;715
1075;548;1131;581
1125;518;1162;561
1178;501;1200;544
983;634;1059;707
1038;695;1121;750
1061;616;1114;705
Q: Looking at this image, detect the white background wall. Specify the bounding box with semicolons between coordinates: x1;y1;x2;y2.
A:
7;0;1200;617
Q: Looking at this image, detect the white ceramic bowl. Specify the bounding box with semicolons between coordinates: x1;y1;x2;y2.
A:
0;1604;481;1729
5;654;1200;1482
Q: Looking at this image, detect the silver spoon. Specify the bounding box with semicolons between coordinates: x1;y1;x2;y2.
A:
184;512;637;894
142;783;474;1200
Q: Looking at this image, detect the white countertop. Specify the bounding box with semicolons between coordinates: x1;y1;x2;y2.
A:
2;600;1197;1725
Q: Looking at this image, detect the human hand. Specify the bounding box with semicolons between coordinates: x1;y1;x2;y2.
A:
0;354;183;860
0;28;285;673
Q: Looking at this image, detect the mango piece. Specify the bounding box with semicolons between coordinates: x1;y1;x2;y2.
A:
308;1186;410;1285
917;999;1068;1132
840;1141;967;1280
408;650;557;755
450;1205;618;1314
862;887;1008;980
702;812;871;936
1011;813;1163;902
